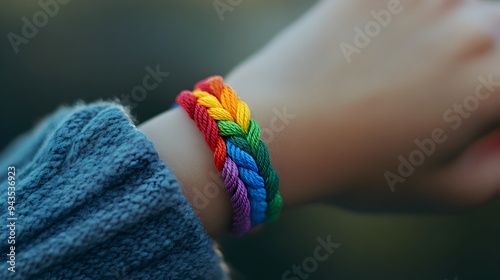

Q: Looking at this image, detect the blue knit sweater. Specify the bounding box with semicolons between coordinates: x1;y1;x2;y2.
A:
0;103;225;279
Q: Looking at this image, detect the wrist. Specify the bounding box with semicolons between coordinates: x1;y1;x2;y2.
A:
139;108;232;238
225;72;349;207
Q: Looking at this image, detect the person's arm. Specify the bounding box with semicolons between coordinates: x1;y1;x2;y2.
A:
140;0;500;237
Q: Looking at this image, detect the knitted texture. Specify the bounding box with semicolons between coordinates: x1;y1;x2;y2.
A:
0;103;225;280
176;76;283;234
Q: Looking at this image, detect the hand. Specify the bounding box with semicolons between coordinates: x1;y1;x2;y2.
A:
226;0;500;212
140;0;500;237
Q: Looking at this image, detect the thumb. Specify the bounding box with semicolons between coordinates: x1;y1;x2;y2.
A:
432;128;500;208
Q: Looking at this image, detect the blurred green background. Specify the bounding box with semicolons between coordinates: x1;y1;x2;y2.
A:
1;1;499;279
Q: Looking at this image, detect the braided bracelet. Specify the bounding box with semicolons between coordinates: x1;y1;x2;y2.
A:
176;76;283;235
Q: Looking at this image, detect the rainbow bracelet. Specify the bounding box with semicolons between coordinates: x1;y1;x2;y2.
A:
176;76;283;235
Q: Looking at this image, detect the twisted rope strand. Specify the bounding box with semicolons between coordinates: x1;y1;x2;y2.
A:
202;77;283;222
193;88;269;225
176;92;251;235
177;75;283;233
193;89;267;225
226;140;267;226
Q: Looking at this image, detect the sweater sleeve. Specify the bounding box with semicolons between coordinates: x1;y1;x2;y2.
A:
0;102;225;280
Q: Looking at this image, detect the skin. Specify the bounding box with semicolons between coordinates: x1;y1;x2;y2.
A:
139;0;500;238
